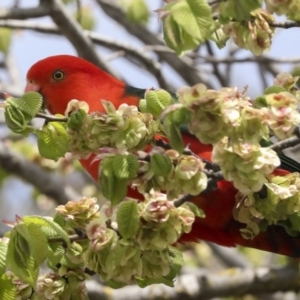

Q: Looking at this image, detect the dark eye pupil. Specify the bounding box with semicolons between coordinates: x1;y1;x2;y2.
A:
53;71;63;80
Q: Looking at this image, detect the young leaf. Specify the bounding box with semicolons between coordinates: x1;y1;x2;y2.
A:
163;246;183;283
117;200;140;239
13;233;31;268
100;158;128;206
35;122;68;161
6;231;38;286
220;0;262;21
163;13;184;55
209;25;229;49
150;153;173;177
67;109;87;130
0;28;12;53
138;99;148;113
4;101;33;134
0;274;16;300
0;240;8;275
53;213;66;228
126;0;149;24
171;0;213;44
74;6;96;31
17;92;43;117
166;0;214;54
184;203;205;218
264;86;286;95
145;90;174;118
22;216;70;246
47;243;65;270
15;223;48;267
163;117;184;153
113;154;139;180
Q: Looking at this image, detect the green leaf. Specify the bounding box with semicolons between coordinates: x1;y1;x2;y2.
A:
6;231;39;286
0;28;12;53
22;216;70;246
150;153;173;177
185;203;206;218
163;0;214;54
13;233;31;268
163;14;184;55
209;24;229;49
74;6;95;31
138;99;148;113
4;92;42;135
219;0;262;21
35;122;68;161
4;100;33;135
15;223;48;267
171;0;213;43
163;117;184;153
145;90;174;118
47;243;65;270
264;86;286;95
171;107;191;125
136;248;183;287
163;246;183;283
113;154;139;180
53;213;66;228
253;96;267;108
117;200;140;239
107;279;127;289
288;212;300;233
100;158;128;206
0;240;8;275
17;92;43;117
126;0;149;24
0;274;16;300
67;109;87;130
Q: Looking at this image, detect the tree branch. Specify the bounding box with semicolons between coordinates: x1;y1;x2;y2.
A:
270;21;300;29
0;5;49;19
95;0;213;88
38;0;120;79
191;54;300;64
270;128;300;152
0;19;171;89
86;265;300;300
0;140;75;204
207;243;252;268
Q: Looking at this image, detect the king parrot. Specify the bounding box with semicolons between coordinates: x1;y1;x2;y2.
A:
25;55;300;257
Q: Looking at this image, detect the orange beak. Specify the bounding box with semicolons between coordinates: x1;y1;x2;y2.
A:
25;81;40;93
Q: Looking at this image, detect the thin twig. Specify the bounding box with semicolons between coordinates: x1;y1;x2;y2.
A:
95;0;212;88
36;112;68;122
174;194;193;207
85;265;300;299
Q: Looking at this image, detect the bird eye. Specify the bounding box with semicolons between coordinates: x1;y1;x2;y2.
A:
52;70;64;81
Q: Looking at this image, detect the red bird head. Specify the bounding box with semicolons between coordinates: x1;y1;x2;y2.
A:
25;55;134;114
